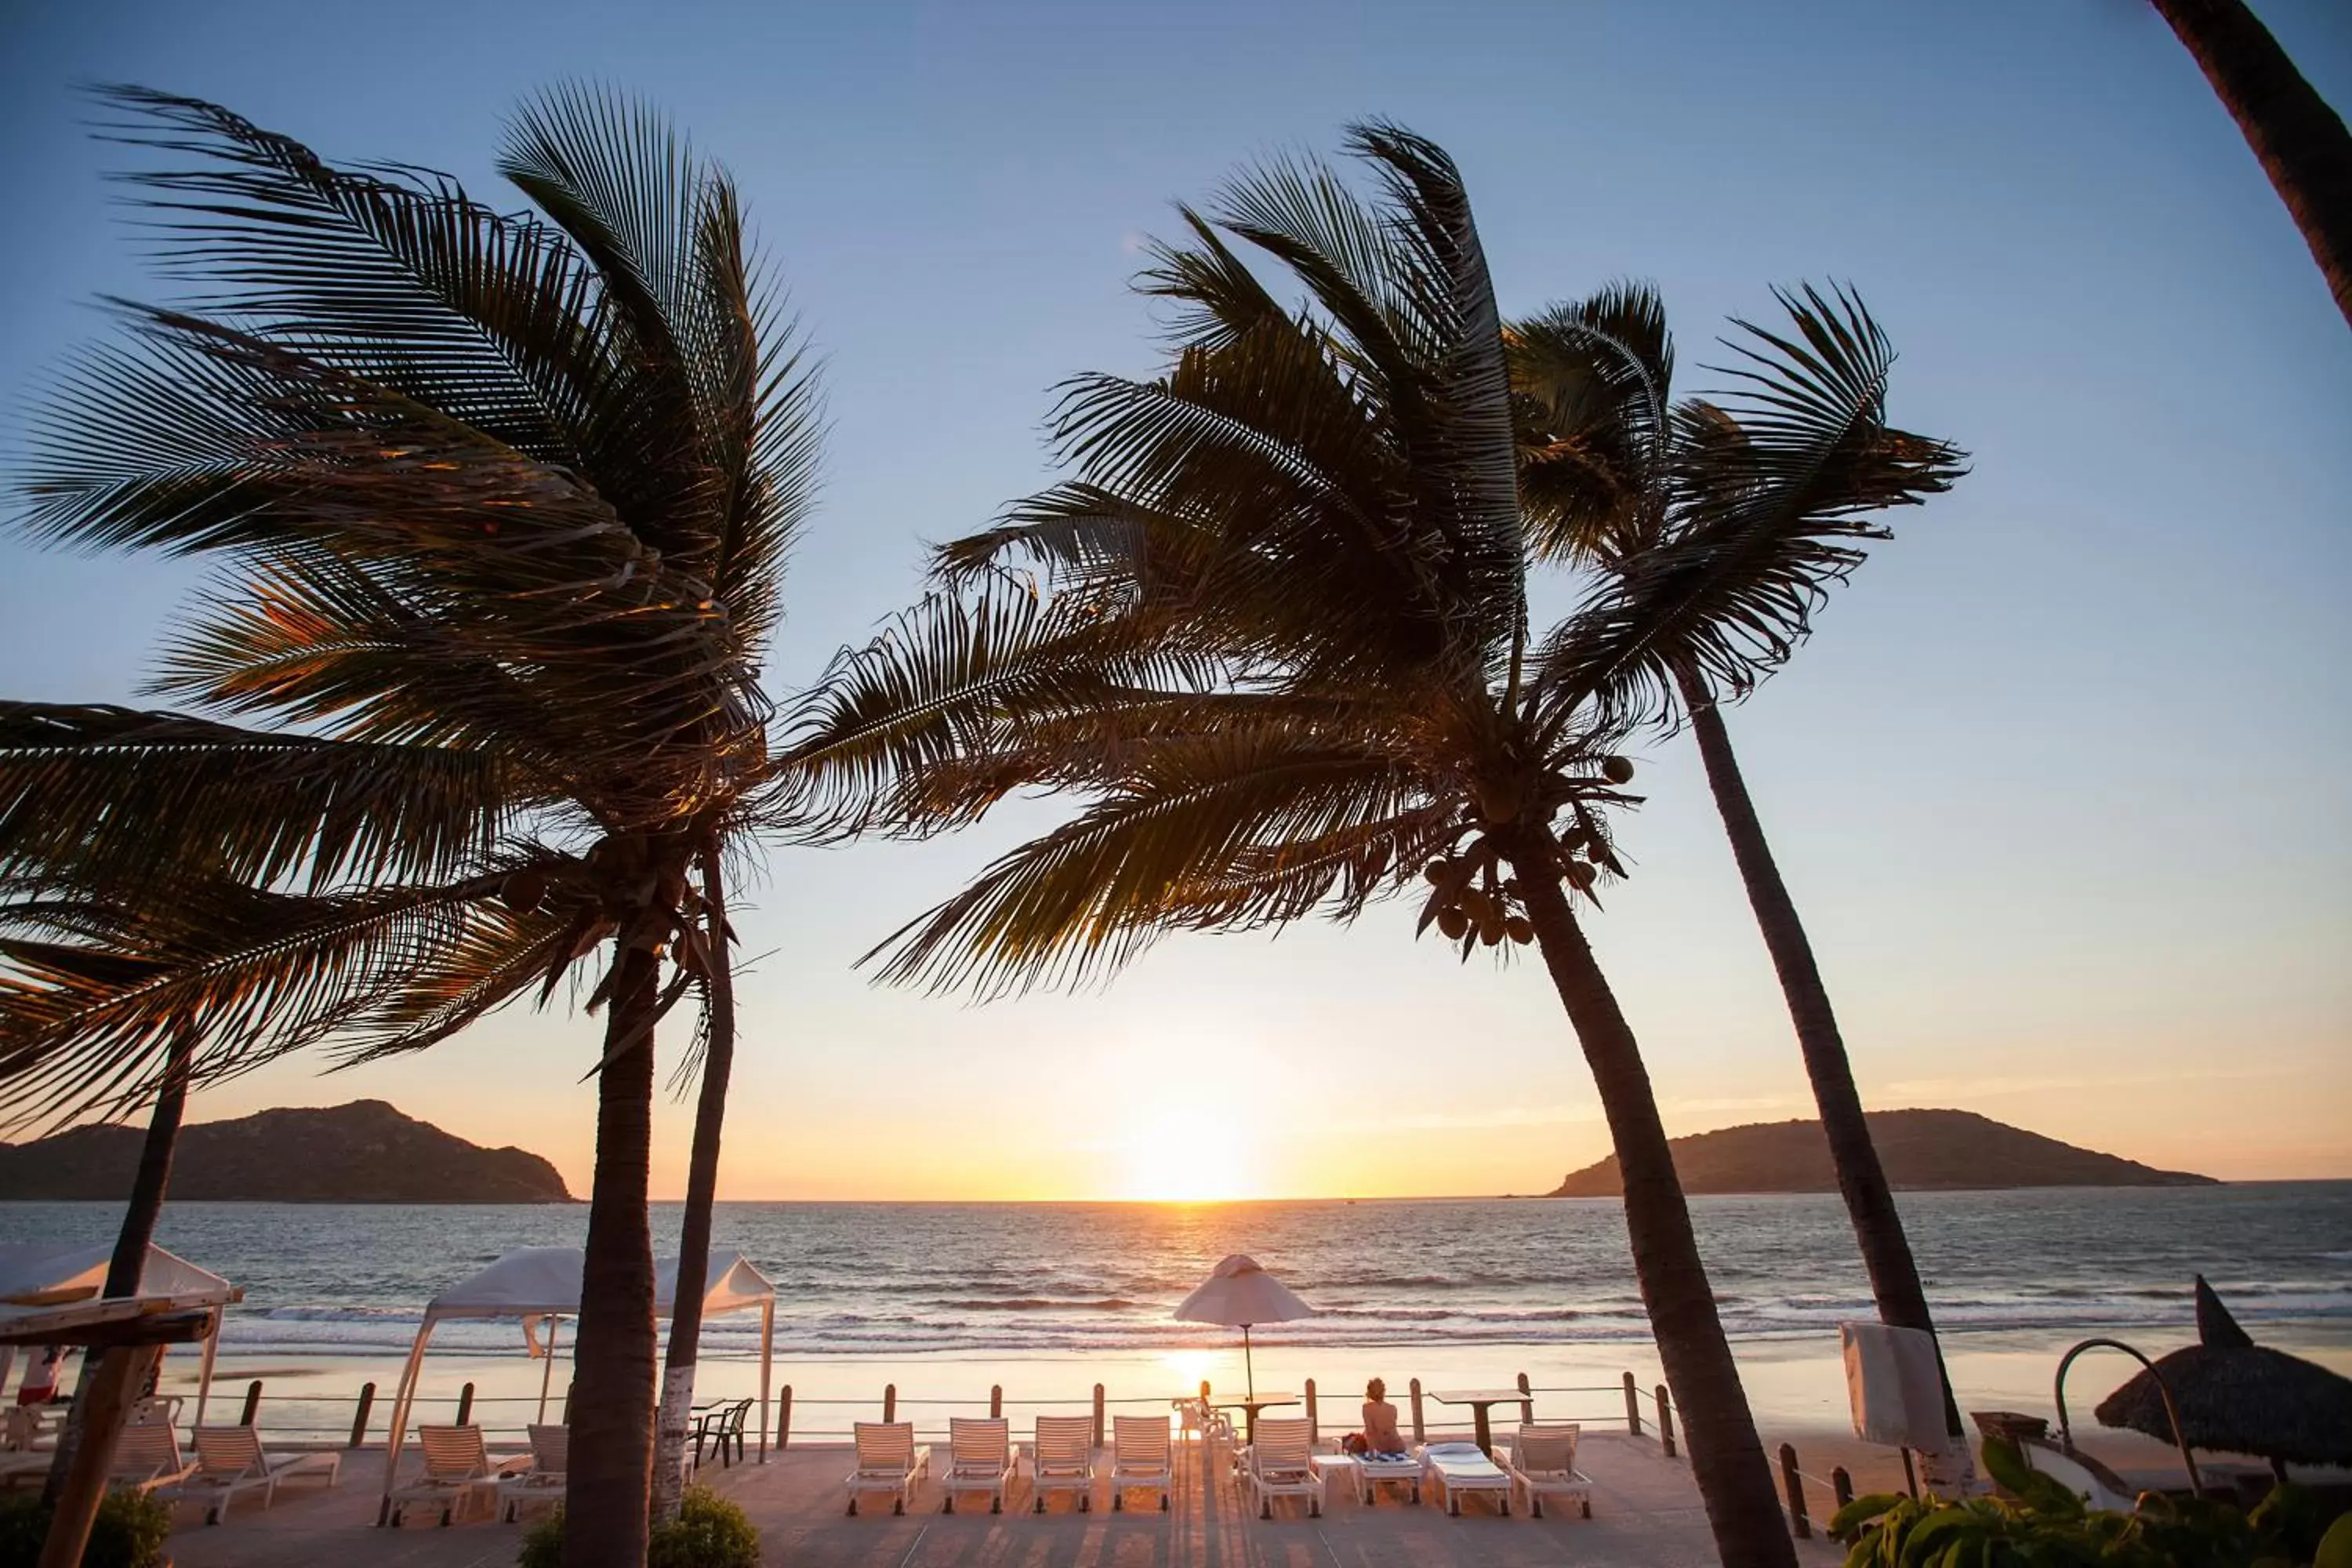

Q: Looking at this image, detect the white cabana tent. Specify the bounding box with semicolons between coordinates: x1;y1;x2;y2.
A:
377;1246;775;1508
0;1243;240;1422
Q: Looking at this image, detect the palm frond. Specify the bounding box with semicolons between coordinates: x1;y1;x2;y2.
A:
1508;281;1675;561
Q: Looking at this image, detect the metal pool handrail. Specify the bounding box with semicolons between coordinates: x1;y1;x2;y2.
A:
2053;1336;2201;1497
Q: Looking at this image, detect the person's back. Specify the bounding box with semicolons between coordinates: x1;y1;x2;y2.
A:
1359;1378;1406;1455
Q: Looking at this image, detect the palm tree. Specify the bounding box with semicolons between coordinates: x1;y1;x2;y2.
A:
2149;0;2352;329
1508;287;1969;1454
1;85;815;1567
790;125;1803;1566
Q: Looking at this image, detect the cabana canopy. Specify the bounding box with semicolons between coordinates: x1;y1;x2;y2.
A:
2096;1276;2352;1474
379;1247;776;1512
0;1243;238;1421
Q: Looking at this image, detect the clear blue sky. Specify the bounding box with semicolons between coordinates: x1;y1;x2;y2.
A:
2;0;2347;1197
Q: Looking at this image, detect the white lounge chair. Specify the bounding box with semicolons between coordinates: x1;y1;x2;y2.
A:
940;1417;1013;1515
107;1421;194;1495
1419;1440;1514;1516
497;1424;567;1522
1502;1422;1591;1519
1351;1450;1422;1505
387;1424;519;1526
844;1421;926;1516
1241;1417;1324;1519
175;1425;339;1523
1029;1415;1094;1513
1109;1414;1171;1512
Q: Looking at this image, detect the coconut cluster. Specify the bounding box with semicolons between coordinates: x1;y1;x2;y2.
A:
1419;755;1632;949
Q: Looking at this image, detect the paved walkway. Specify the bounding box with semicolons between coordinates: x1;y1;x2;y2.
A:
162;1432;1845;1566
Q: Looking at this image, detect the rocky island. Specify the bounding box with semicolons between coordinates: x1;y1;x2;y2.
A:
1548;1108;2216;1196
0;1100;573;1203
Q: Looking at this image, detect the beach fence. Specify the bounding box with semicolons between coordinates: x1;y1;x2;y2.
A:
209;1365;1690;1461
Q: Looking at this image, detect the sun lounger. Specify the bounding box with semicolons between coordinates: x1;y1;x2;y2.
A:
1029;1414;1094;1512
1109;1414;1171;1512
844;1421;926;1515
174;1425;339;1523
107;1421;195;1496
1501;1422;1591;1519
1350;1450;1422;1504
941;1417;1013;1515
1419;1440;1513;1515
495;1424;567;1521
386;1423;522;1526
1241;1417;1324;1519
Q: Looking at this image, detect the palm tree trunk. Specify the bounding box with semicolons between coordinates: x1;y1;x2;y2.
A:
563;939;661;1568
1673;669;1965;1449
2150;0;2352;328
652;841;737;1522
42;1029;191;1508
1506;829;1797;1567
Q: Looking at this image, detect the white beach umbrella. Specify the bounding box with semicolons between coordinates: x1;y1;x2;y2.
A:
1174;1254;1316;1399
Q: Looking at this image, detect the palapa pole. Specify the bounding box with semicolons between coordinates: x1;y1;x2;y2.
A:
1243;1324;1255;1400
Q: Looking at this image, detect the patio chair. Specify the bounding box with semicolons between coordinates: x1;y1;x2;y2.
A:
844;1421;926;1516
940;1417;1013;1515
387;1423;520;1526
1241;1417;1323;1519
498;1424;568;1522
107;1421;194;1495
1109;1414;1171;1512
175;1425;340;1523
1501;1422;1591;1519
1029;1414;1094;1513
1418;1440;1513;1516
691;1398;754;1469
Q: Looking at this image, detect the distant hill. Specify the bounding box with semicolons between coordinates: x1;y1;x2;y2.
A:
0;1100;573;1203
1548;1109;2216;1196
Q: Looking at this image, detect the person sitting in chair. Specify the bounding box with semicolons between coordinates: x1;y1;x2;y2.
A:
1348;1377;1407;1457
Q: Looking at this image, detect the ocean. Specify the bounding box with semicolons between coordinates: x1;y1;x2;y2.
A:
4;1185;2347;1440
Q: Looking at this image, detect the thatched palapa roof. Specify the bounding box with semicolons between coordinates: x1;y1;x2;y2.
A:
2094;1276;2352;1468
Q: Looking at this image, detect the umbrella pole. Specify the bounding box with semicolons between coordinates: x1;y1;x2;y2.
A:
1243;1324;1254;1402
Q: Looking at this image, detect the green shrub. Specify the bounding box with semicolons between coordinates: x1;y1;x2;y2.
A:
517;1489;758;1568
0;1490;173;1568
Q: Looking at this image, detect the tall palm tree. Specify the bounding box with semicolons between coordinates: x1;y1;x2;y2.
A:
789;125;1807;1566
0;85;815;1568
1508;287;1969;1455
2149;0;2352;329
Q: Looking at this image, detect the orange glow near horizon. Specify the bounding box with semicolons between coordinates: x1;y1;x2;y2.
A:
1113;1105;1259;1203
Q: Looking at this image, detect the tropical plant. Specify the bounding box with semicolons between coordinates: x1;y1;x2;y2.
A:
0;1490;171;1568
787;123;1799;1566
519;1488;761;1568
2149;0;2352;330
1508;285;1969;1454
0;83;815;1567
1831;1438;2340;1568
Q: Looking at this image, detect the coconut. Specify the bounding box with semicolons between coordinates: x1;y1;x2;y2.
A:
1566;861;1598;889
1437;906;1469;941
1423;858;1451;886
1505;916;1534;946
500;866;550;914
1600;756;1635;786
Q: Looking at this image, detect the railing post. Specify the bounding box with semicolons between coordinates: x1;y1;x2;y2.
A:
455;1381;474;1428
1833;1466;1853;1510
1779;1442;1810;1539
1655;1384;1676;1458
1516;1371;1534;1425
1623;1370;1642;1436
1093;1384;1105;1447
239;1380;263;1427
777;1386;793;1451
989;1384;1003;1419
1407;1378;1425;1445
1200;1378;1211;1404
883;1383;896;1424
348;1381;376;1448
1303;1379;1318;1447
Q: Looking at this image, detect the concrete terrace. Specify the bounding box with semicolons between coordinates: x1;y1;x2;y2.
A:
161;1432;1848;1567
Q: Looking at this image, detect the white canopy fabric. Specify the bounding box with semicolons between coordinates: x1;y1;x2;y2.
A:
1174;1254;1314;1400
378;1247;777;1510
0;1243;238;1422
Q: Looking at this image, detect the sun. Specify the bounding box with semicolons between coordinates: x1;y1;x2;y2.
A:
1114;1108;1257;1202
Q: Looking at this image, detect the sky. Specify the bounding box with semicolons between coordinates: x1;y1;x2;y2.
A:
1;0;2347;1201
